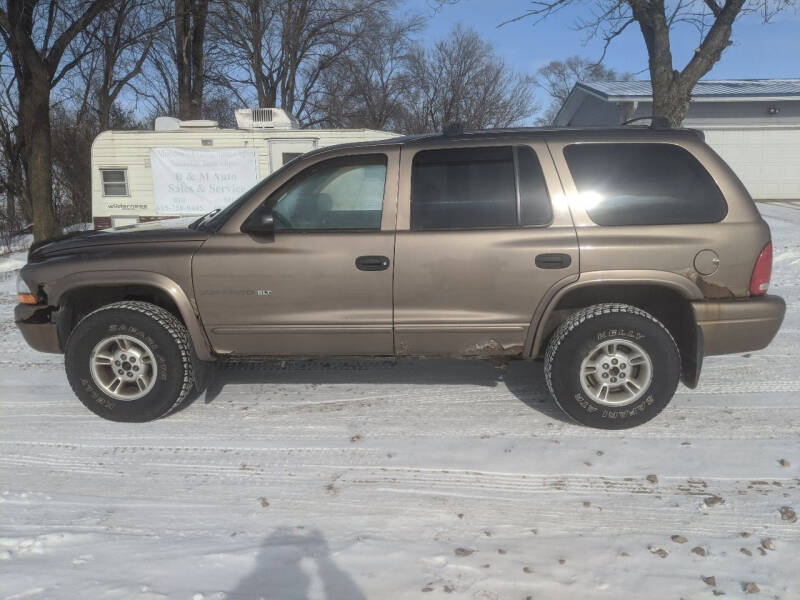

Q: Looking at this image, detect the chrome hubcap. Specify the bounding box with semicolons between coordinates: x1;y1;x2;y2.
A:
579;338;653;407
89;335;157;401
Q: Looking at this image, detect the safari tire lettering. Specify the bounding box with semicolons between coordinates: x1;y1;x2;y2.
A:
544;303;680;429
65;301;195;422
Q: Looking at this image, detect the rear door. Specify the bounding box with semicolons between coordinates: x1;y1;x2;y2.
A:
392;139;579;356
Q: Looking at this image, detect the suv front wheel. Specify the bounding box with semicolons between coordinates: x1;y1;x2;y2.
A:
65;301;196;422
544;303;680;429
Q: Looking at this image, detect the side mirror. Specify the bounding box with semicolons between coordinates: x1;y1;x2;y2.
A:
241;208;274;238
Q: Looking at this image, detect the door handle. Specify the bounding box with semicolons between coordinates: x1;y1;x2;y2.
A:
355;255;390;271
535;253;572;269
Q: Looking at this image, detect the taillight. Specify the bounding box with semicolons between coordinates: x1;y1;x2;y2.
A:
749;242;772;296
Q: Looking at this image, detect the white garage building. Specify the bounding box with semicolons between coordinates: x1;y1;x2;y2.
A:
553;79;800;200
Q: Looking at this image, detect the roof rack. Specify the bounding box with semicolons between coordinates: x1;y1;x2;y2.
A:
621;115;671;129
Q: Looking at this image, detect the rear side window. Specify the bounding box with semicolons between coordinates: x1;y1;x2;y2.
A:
411;146;552;230
564;143;727;226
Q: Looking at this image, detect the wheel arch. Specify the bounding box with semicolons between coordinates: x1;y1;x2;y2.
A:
49;271;214;361
527;271;704;388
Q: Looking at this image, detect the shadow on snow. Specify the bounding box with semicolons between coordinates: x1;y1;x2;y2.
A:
177;356;572;424
227;527;366;600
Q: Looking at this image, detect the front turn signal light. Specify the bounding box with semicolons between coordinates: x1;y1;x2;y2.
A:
16;274;38;304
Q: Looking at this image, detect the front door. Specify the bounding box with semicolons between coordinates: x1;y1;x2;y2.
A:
393;141;578;356
193;149;398;356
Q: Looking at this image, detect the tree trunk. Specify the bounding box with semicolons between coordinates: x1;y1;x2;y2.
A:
189;0;207;118
19;70;58;242
4;191;16;230
176;0;207;120
98;93;112;131
651;79;692;127
631;0;745;128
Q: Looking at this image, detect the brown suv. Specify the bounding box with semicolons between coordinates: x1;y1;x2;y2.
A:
15;126;785;428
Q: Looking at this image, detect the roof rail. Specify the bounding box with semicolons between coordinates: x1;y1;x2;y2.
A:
621;115;672;128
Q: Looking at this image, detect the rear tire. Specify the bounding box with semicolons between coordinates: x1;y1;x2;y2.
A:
65;301;195;422
544;303;680;429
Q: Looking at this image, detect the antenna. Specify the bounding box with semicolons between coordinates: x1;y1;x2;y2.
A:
621;115;672;129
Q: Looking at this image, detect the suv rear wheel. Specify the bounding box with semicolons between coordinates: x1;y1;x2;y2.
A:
544;303;680;429
65;301;195;422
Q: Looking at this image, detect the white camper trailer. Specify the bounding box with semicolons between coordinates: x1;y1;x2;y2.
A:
90;108;399;229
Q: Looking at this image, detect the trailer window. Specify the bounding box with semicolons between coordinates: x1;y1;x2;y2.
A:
101;169;128;196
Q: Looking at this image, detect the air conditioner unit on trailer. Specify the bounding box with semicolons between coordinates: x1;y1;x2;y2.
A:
234;107;300;130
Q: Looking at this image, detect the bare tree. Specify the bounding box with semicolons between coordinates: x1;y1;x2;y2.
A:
138;0;225;121
138;13;180;118
312;13;421;129
0;0;115;241
537;56;632;124
504;0;794;126
0;43;26;228
402;25;536;134
76;0;167;130
211;0;392;124
175;0;208;119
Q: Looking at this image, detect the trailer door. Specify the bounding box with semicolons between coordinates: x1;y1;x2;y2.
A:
268;139;318;173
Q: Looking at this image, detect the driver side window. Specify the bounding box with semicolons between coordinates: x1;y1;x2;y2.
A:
270;155;387;231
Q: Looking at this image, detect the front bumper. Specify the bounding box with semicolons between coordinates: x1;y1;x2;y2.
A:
14;304;62;354
692;294;786;356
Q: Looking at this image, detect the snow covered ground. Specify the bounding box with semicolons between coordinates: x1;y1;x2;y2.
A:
1;205;798;600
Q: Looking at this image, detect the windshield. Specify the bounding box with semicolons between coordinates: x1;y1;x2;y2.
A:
199;159;297;232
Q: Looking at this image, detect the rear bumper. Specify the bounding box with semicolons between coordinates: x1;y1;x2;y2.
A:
692;295;786;356
14;304;62;354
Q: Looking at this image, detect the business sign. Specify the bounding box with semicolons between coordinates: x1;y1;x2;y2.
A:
151;147;259;215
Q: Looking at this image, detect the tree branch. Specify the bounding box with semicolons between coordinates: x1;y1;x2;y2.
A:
46;0;115;74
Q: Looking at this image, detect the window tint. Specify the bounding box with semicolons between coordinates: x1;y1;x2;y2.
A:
564;143;727;226
411;146;552;230
517;146;553;226
101;169;128;196
270;155;386;231
412;147;516;230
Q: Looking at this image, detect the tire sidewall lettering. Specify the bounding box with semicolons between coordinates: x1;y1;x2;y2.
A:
596;328;645;343
79;377;116;410
66;302;192;422
573;391;654;418
547;305;681;429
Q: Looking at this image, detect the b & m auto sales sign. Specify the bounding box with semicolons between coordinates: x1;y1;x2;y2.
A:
150;147;259;215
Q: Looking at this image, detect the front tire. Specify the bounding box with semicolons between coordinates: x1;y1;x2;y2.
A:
65;301;195;422
544;303;680;429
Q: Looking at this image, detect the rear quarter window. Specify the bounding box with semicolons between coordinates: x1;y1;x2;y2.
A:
564;143;727;226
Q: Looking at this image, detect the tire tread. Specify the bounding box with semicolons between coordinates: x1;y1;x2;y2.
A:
67;301;195;420
543;303;679;422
